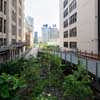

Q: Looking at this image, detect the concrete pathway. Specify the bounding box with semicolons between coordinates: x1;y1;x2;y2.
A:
25;48;38;59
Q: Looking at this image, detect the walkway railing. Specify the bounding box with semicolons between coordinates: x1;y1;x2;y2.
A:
39;49;100;80
0;42;29;63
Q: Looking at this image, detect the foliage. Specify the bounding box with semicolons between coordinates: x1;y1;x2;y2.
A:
32;79;48;97
21;58;41;81
0;50;94;100
0;58;28;75
40;44;60;52
63;66;93;100
0;73;26;100
35;94;57;100
45;45;60;51
39;52;64;87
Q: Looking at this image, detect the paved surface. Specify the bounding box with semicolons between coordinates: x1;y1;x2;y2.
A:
25;48;38;59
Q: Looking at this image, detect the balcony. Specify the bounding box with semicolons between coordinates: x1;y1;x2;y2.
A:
0;42;28;63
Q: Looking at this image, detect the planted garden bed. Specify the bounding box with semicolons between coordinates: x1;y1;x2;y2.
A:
0;50;95;100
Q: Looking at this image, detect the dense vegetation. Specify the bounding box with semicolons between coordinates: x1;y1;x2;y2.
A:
0;50;93;100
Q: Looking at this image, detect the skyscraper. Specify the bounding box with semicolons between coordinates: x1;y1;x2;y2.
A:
41;24;49;43
41;24;59;44
34;32;38;44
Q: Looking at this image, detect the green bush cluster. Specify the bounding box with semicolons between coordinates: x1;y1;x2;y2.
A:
63;66;93;100
0;73;26;100
0;51;93;100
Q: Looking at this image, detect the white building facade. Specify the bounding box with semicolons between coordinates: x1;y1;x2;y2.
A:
41;24;49;43
60;0;100;54
34;32;38;44
41;24;59;45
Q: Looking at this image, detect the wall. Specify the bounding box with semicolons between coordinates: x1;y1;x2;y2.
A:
59;0;64;47
77;0;98;54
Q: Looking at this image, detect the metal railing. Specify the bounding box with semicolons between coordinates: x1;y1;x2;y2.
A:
40;49;100;80
0;42;29;63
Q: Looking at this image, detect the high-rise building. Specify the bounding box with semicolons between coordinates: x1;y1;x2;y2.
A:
41;24;49;43
41;24;59;44
60;0;100;54
0;0;24;47
34;32;38;44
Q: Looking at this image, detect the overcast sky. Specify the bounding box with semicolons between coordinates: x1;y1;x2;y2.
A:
25;0;59;36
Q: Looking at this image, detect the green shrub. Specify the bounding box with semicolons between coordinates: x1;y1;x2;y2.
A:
0;58;28;75
0;50;94;100
0;73;26;100
35;94;57;100
63;66;93;100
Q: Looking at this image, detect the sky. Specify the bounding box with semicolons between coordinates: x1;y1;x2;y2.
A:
25;0;59;36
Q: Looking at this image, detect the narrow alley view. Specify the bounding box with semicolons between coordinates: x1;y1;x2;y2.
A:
0;0;100;100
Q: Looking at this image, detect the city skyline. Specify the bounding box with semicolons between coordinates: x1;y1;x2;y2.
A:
0;0;100;99
25;0;59;36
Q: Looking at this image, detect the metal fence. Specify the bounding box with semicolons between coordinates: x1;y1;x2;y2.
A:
41;49;100;80
0;47;32;64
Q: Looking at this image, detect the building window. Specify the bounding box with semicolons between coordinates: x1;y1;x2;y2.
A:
4;38;7;46
64;8;68;18
19;29;22;37
64;42;68;48
63;0;68;8
12;39;16;44
69;12;77;25
12;0;16;9
19;7;22;16
64;19;68;28
0;0;3;12
0;38;3;47
69;0;77;13
12;25;17;35
4;20;6;33
4;1;7;14
70;42;77;49
0;17;3;32
64;31;68;38
19;0;22;5
69;27;77;37
19;18;22;27
12;10;16;23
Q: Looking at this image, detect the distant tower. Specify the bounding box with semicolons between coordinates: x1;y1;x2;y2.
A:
34;32;38;44
41;24;59;43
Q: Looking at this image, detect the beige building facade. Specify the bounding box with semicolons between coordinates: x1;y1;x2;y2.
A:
24;17;34;48
60;0;100;54
0;0;24;48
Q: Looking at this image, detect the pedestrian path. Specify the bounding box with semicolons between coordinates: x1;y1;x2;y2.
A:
25;48;38;59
